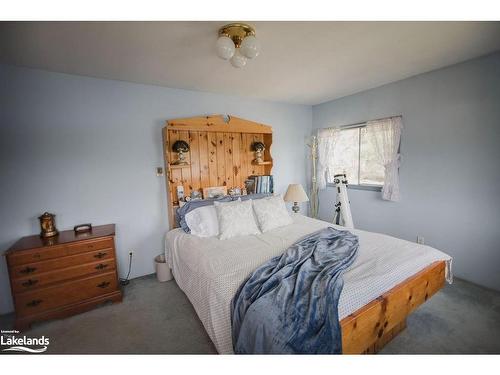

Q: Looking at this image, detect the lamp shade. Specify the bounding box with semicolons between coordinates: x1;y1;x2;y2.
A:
216;36;235;60
284;184;309;203
230;50;247;68
240;35;261;59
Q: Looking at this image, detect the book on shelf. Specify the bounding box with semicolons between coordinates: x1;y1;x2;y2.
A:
245;175;274;194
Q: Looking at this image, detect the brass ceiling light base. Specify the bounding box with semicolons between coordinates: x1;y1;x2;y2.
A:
218;23;256;48
215;22;260;67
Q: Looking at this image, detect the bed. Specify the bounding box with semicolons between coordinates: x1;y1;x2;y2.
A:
165;214;452;354
161;115;452;354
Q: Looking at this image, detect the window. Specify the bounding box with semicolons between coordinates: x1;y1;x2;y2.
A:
330;124;385;188
317;116;402;201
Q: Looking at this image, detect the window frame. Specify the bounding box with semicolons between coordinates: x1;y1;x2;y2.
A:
326;122;383;192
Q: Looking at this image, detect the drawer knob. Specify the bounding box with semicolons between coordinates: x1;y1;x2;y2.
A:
94;252;107;259
33;253;41;259
97;281;110;288
95;263;108;270
26;299;42;307
20;266;37;274
88;244;94;249
22;279;39;287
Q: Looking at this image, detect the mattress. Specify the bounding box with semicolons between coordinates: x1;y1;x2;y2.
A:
165;215;452;354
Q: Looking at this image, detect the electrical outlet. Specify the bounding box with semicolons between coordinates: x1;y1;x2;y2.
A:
156;167;164;177
129;251;134;257
417;236;425;245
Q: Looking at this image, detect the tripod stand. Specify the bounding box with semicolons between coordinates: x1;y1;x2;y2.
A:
332;173;354;228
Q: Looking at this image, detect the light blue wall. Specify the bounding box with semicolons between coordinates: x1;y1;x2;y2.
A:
0;64;312;314
313;52;500;291
1;51;499;315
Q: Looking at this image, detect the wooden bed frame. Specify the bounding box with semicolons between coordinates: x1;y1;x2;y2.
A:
341;260;446;353
162;115;447;354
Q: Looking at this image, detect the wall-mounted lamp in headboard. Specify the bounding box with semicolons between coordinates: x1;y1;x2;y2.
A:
172;140;190;165
252;141;266;164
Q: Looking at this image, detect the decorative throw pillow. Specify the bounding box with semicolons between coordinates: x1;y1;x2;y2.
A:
184;205;219;238
176;196;232;233
252;195;293;232
214;199;261;240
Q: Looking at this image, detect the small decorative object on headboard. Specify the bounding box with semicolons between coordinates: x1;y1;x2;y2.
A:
203;186;228;199
228;187;242;196
38;212;58;238
190;190;202;200
252;141;265;164
172;140;190;165
176;185;185;201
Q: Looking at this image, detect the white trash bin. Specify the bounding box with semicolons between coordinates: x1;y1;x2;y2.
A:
155;254;173;282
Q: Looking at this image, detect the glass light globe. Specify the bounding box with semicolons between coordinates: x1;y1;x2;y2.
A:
240;35;261;59
230;50;247;68
215;36;235;60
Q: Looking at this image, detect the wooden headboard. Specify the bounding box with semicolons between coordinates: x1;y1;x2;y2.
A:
162;115;273;227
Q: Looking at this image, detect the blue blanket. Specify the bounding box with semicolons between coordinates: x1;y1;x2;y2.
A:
231;227;359;354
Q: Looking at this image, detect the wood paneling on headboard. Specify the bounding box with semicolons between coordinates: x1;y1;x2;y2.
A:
162;115;273;227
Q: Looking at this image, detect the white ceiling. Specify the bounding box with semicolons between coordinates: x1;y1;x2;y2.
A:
1;21;499;105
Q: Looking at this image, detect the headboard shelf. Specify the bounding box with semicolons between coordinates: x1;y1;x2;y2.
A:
163;115;273;228
168;163;191;170
252;161;273;166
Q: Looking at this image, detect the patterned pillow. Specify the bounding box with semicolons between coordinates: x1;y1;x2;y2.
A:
184;205;219;237
252;195;293;232
176;196;232;233
214;199;261;240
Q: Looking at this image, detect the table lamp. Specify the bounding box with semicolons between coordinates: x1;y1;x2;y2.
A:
284;184;309;213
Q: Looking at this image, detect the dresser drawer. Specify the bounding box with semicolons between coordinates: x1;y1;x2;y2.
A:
15;272;119;317
10;248;115;278
8;238;114;267
8;245;67;267
11;259;116;293
66;238;114;255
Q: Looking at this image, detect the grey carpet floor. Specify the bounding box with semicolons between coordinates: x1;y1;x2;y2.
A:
1;275;499;354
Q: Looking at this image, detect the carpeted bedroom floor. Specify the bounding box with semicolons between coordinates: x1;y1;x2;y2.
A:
1;275;499;354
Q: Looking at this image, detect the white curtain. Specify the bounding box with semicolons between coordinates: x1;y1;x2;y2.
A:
317;127;340;190
365;116;403;201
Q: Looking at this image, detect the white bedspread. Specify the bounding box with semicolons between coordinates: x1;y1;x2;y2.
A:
165;215;452;354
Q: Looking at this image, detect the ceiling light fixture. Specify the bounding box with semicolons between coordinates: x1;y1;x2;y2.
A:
215;23;261;68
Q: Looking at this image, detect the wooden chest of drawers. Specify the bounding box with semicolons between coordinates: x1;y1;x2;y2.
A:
5;224;122;330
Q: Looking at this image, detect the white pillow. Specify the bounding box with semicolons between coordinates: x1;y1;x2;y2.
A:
184;205;219;238
214;199;261;240
252;195;293;232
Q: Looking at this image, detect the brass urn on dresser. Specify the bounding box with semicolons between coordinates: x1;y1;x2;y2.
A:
5;224;122;330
